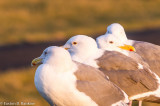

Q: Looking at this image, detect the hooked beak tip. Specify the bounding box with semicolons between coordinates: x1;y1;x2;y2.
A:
31;63;36;66
31;57;42;67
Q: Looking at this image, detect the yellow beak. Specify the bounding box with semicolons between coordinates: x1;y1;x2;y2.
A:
61;45;69;50
65;48;69;50
118;44;136;52
31;57;43;66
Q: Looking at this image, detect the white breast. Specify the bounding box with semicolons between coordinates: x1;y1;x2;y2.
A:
34;64;98;106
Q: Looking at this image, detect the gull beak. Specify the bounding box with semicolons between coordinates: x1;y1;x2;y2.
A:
118;44;136;52
31;57;43;66
65;48;69;50
61;45;70;50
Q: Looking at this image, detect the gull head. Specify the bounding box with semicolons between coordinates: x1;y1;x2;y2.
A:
107;23;127;42
31;46;72;66
96;34;136;52
63;35;98;62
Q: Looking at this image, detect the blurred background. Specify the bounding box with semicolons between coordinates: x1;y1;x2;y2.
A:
0;0;160;106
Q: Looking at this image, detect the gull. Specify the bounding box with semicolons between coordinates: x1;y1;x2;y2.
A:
31;46;129;106
63;35;160;106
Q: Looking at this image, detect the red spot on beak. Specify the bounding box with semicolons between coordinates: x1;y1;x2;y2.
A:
32;63;36;66
129;49;133;51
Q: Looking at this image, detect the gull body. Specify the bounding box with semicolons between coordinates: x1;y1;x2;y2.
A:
32;46;129;106
96;23;160;103
63;35;160;103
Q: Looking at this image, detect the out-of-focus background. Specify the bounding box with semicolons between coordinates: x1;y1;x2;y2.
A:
0;0;160;106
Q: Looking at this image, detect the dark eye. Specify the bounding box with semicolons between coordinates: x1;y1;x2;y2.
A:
72;42;77;45
44;51;47;55
109;41;114;44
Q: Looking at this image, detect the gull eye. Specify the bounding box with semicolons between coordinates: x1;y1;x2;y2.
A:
109;41;114;44
72;42;77;45
44;51;47;55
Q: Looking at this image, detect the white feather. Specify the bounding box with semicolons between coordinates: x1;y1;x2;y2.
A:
34;46;98;106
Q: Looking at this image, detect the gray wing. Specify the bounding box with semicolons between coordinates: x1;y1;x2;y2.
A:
128;52;150;68
74;62;127;106
96;51;159;97
133;41;160;77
